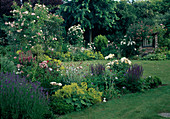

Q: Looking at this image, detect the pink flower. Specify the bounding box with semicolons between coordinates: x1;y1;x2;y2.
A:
27;74;29;77
17;64;21;69
160;24;163;26
20;70;24;73
37;32;41;36
14;56;17;59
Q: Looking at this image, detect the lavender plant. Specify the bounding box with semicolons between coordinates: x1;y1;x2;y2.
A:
0;72;51;119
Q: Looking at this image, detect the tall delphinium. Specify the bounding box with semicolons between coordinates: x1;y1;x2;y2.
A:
0;72;51;119
125;64;144;93
90;63;105;76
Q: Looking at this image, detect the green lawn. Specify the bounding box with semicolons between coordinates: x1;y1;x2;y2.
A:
59;60;170;119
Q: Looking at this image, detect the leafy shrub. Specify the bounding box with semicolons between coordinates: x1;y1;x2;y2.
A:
127;21;153;48
106;57;131;73
143;76;162;89
31;44;44;56
101;41;119;57
0;56;15;73
166;50;170;59
0;72;51;119
52;82;102;111
142;53;167;60
2;2;64;50
126;64;144;93
94;35;108;51
67;24;84;46
120;36;138;57
50;97;74;115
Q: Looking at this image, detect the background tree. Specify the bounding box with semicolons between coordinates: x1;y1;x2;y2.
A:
59;0;119;44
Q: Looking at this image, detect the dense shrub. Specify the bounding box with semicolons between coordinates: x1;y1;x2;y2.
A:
143;76;162;89
1;2;64;51
0;56;15;73
127;21;153;48
50;97;74;115
67;24;84;46
142;53;167;60
94;35;108;52
52;82;102;111
0;72;51;119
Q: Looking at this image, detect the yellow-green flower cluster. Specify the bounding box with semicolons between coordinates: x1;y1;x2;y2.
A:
53;82;102;104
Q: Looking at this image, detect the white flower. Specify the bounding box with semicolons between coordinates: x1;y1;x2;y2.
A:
115;77;118;79
23;11;28;14
16;72;21;74
103;98;107;102
17;29;22;32
50;82;57;85
49;68;52;71
106;66;110;69
50;82;62;86
31;13;35;15
37;16;39;18
57;83;62;86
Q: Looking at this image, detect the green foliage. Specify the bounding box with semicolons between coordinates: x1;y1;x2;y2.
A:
50;97;74;115
1;2;64;51
0;56;15;73
60;0;118;30
101;41;119;57
143;76;162;89
52;82;102;111
127;21;153;48
114;1;137;35
94;35;108;52
67;24;84;46
153;24;167;48
31;44;44;56
142;53;167;60
120;36;138;57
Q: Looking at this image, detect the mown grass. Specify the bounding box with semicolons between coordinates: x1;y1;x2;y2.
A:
59;60;170;119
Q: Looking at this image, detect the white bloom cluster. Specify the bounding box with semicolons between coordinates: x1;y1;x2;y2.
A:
50;82;62;86
120;37;136;46
120;57;132;65
67;24;84;40
105;54;115;60
106;57;131;69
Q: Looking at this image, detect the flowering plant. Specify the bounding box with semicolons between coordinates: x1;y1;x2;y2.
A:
0;72;51;119
2;2;64;51
106;57;131;73
105;54;115;60
67;24;84;46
